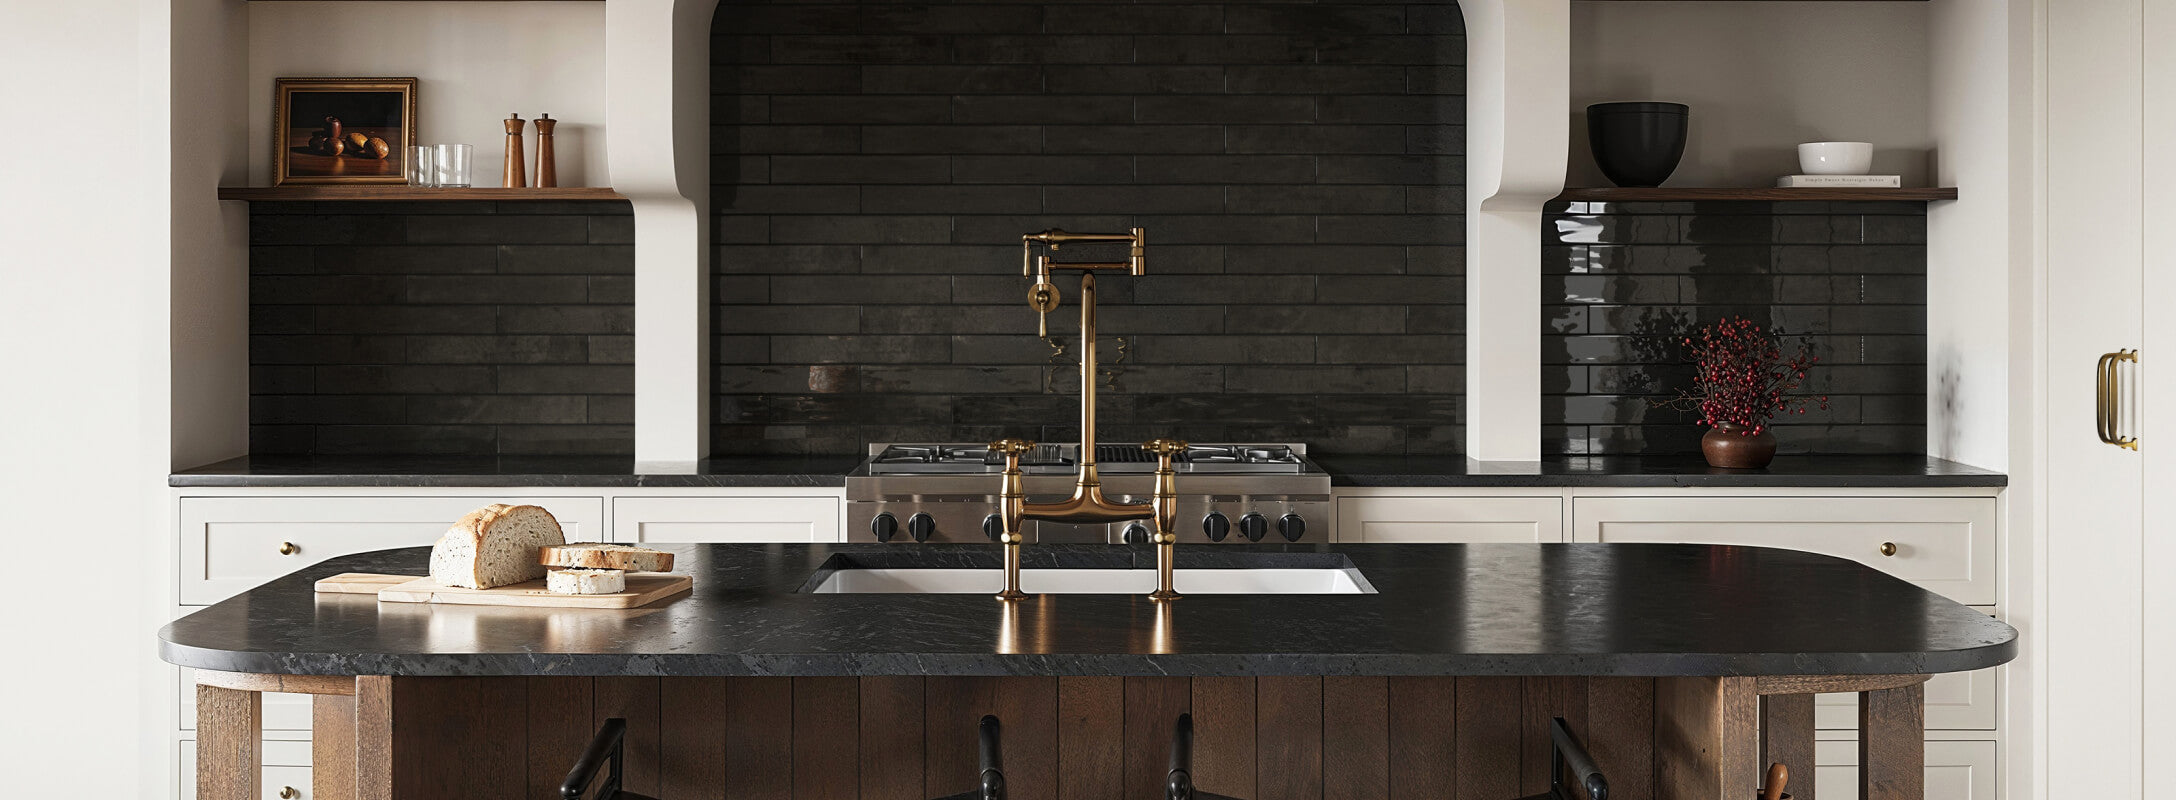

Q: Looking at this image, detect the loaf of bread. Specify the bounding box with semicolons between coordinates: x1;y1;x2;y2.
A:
429;504;567;589
546;568;626;595
539;543;675;572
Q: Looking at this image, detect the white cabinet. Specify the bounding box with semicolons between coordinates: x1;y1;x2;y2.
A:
1334;495;1563;542
1570;496;1997;605
179;496;605;605
1813;739;1995;800
612;496;841;543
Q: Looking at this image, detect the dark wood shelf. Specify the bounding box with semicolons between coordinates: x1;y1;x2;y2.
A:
1555;187;1958;202
218;186;625;202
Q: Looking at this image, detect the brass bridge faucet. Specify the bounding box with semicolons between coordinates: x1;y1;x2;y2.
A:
990;228;1186;602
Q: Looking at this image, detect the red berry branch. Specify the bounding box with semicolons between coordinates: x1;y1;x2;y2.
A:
1654;317;1829;436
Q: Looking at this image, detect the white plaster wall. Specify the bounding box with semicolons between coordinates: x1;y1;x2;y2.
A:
247;2;609;187
176;0;251;470
0;0;168;787
1569;1;1933;188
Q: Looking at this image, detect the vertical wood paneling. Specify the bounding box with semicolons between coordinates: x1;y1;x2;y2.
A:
198;684;262;800
354;676;393;800
1759;693;1816;800
1323;677;1389;800
1191;677;1258;800
660;678;730;800
527;678;595;800
595;677;663;797
1655;676;1758;800
375;678;526;799
795;677;861;800
1521;677;1590;795
1125;677;1194;800
312;693;358;800
728;677;796;800
861;676;927;800
1453;677;1521;800
1858;683;1925;800
1059;676;1126;800
927;678;1002;800
1257;676;1324;800
1387;677;1455;800
474;677;530;797
996;678;1061;800
1587;677;1656;800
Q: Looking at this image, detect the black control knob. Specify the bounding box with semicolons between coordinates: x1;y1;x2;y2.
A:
907;513;937;543
1203;511;1231;542
871;512;899;543
982;513;1005;542
1237;513;1268;543
1122;522;1151;545
1278;513;1306;542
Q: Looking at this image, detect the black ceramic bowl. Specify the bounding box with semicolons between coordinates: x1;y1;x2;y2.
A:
1587;102;1689;188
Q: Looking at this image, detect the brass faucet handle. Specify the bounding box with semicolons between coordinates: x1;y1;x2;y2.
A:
989;438;1038;457
1140;438;1189;457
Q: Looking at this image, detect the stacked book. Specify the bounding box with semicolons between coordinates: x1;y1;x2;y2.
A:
1775;174;1901;188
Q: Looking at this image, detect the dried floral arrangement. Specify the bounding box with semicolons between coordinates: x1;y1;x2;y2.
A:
1654;316;1830;435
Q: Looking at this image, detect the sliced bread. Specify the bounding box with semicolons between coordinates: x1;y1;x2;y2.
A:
539;543;675;572
429;504;567;589
546;568;626;595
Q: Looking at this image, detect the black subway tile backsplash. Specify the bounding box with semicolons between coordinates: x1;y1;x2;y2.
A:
248;201;635;456
1542;201;1928;455
711;0;1470;455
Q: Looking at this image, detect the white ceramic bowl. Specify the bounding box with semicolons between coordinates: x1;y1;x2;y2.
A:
1797;142;1874;175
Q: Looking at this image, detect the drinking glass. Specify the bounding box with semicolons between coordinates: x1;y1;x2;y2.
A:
432;144;473;188
405;146;435;187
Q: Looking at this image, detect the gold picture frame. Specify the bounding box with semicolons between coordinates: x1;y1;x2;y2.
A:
272;77;417;186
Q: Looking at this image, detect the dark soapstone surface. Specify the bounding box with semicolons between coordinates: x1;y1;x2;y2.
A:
1312;454;2005;487
160;542;2017;678
169;454;859;488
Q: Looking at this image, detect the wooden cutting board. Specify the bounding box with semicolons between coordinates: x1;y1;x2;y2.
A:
314;572;692;609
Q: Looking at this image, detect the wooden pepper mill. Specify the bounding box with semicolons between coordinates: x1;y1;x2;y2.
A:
534;113;559;188
502;113;527;188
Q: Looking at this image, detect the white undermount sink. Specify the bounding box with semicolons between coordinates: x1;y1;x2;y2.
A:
806;567;1375;594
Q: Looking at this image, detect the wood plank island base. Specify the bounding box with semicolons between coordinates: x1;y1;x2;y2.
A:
162;544;2014;800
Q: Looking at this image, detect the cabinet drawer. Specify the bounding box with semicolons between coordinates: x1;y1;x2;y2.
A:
178;741;314;800
1335;496;1564;543
614;496;841;543
1571;497;1997;604
1814;739;1994;800
180;496;605;605
1817;666;1997;731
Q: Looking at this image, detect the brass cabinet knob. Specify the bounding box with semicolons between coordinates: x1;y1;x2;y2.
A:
278;542;298;556
279;787;300;799
1879;542;1897;557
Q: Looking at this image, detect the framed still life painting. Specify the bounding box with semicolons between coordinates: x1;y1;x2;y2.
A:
272;77;417;185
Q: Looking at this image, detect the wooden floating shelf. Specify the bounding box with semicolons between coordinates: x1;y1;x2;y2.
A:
218;186;626;202
1555;187;1959;202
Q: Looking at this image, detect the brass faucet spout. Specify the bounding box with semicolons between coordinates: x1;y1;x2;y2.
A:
996;226;1178;602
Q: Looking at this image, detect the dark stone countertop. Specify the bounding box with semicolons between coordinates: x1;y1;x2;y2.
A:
168;455;861;488
159;542;2017;678
1312;454;2007;488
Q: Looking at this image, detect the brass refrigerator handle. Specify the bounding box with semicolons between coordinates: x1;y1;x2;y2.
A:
2097;350;2140;450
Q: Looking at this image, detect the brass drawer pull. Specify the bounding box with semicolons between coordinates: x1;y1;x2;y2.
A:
2097;350;2141;450
279;787;300;799
1879;542;1897;557
278;542;298;556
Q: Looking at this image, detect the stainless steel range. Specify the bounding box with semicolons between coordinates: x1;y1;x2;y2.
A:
846;442;1331;545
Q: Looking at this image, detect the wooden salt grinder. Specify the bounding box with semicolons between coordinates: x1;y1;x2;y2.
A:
502;113;527;188
534;113;559;188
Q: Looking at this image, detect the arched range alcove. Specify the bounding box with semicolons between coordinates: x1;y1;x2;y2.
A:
705;0;1473;457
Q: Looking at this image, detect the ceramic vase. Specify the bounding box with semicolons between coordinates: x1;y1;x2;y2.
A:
1700;421;1777;469
1587;102;1689;188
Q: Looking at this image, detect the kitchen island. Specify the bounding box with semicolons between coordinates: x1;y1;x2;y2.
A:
162;543;2015;800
